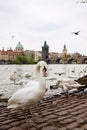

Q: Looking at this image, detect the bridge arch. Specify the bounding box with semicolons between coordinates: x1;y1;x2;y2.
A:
82;58;87;64
56;58;62;64
46;59;51;64
0;60;5;64
68;58;77;64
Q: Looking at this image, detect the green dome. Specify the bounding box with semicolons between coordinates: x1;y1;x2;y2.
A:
15;42;23;49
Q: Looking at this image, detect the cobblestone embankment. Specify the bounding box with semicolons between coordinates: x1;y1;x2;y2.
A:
0;93;87;130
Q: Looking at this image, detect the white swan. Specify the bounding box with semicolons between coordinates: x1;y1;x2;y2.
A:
21;72;32;78
50;78;85;96
15;79;28;86
10;71;16;84
7;61;48;115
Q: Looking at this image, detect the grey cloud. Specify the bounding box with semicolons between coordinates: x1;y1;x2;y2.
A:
25;23;65;32
0;0;87;55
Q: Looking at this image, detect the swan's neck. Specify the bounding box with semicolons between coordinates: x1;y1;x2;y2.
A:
39;77;46;92
35;63;47;90
36;66;44;78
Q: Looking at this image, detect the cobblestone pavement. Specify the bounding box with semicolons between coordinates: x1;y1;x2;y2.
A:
0;93;87;130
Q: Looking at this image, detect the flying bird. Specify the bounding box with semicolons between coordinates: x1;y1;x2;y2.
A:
72;31;80;35
11;35;14;38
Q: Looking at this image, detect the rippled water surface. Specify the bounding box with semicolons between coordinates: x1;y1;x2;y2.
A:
0;64;87;98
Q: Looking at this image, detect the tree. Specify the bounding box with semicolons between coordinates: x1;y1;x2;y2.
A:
14;55;36;64
14;55;29;64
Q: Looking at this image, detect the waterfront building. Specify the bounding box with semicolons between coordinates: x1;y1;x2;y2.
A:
15;42;24;52
34;51;42;62
0;41;87;64
0;42;23;64
24;50;35;59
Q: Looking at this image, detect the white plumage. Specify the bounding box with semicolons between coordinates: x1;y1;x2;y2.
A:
10;71;16;84
55;79;85;95
7;61;48;112
21;72;32;78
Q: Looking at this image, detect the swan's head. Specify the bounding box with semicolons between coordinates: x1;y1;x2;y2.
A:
36;61;48;77
56;77;63;84
14;71;16;74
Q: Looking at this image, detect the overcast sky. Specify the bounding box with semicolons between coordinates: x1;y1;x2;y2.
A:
0;0;87;55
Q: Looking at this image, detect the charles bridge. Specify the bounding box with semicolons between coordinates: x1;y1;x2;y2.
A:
42;41;87;64
0;53;87;64
47;55;87;64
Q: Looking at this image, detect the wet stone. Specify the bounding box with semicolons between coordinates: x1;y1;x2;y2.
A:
72;128;81;130
83;124;87;130
77;119;84;124
41;126;57;130
36;122;49;129
8;127;24;130
66;122;79;130
0;94;87;130
29;128;37;130
60;119;73;125
0;124;11;130
20;122;33;129
2;119;13;124
10;121;21;126
46;114;57;119
58;128;67;130
57;111;68;116
34;118;48;124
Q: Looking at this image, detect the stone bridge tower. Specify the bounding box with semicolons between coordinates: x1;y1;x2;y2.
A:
42;41;49;62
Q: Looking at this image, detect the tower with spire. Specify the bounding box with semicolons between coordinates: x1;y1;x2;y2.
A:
42;41;49;61
62;44;67;57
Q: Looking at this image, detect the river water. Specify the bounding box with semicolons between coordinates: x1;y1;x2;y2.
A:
0;64;87;98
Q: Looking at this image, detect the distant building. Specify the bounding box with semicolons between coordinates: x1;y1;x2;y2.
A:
0;41;87;64
24;50;42;62
62;44;67;57
42;41;49;62
34;51;42;62
0;42;23;64
15;42;24;52
24;50;35;58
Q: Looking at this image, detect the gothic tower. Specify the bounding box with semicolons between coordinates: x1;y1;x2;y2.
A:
42;41;49;61
62;44;67;57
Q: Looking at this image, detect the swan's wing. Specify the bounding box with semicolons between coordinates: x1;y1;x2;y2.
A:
25;80;39;88
8;81;40;108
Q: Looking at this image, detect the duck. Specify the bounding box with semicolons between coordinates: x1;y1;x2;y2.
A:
7;61;48;119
